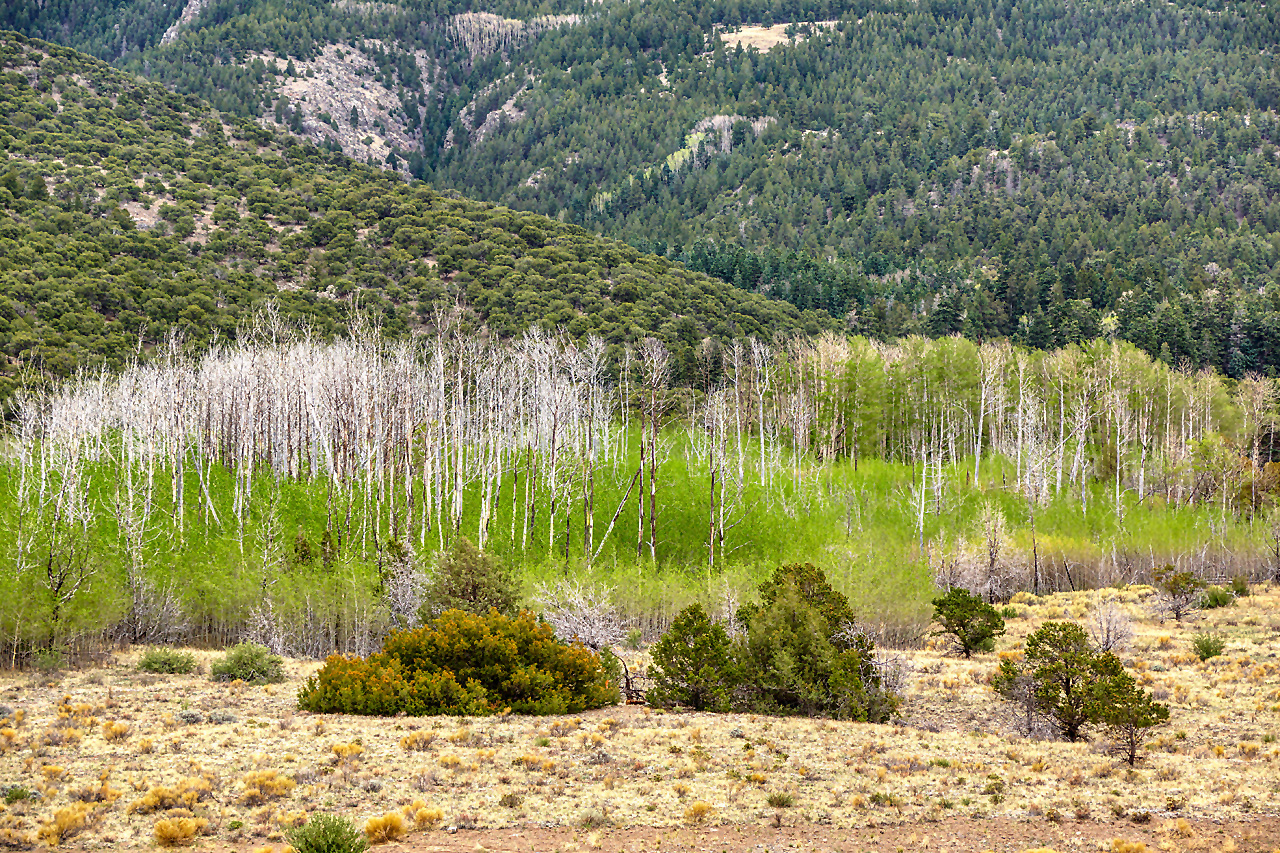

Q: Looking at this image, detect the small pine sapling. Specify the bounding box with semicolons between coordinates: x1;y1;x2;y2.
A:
993;622;1097;742
930;587;1005;657
1089;668;1170;766
1151;565;1205;622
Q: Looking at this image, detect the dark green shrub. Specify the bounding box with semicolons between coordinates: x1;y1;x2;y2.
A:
137;647;197;675
419;537;517;619
285;813;368;853
993;622;1100;741
210;642;285;684
995;621;1168;747
1089;669;1170;765
1152;565;1205;622
1229;576;1251;597
3;786;35;805
738;562;856;638
931;588;1005;657
648;604;740;712
737;568;898;722
1191;631;1226;661
297;609;618;716
1199;585;1235;609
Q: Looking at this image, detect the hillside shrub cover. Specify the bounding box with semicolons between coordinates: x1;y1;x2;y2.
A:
297;609;619;716
650;563;900;721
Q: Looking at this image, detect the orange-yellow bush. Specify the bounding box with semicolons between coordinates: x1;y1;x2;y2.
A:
102;721;130;743
37;804;98;846
684;800;713;824
364;811;407;844
127;777;214;814
153;817;209;847
239;770;296;805
331;742;364;761
399;731;435;752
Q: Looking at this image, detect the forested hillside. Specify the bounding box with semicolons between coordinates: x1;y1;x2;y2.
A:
0;33;825;399
4;0;1278;375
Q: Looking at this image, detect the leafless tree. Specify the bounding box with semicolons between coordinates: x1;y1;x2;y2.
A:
532;578;626;650
1087;595;1135;653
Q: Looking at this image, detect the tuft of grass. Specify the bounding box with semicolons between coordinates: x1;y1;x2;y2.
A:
766;791;795;808
210;642;284;684
137;647;198;675
683;800;713;824
286;813;368;853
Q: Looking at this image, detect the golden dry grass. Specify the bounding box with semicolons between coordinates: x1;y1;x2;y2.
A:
0;585;1277;850
717;21;837;52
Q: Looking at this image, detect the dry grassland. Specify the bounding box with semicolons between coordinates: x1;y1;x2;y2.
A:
1;585;1279;852
717;22;837;53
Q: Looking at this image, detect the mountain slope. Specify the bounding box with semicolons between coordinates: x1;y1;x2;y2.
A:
0;32;828;398
4;0;1280;374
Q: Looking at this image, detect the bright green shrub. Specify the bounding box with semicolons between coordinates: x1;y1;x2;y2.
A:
297;609;618;716
137;647;197;675
1191;631;1226;661
1199;586;1235;609
286;813;368;853
210;642;285;684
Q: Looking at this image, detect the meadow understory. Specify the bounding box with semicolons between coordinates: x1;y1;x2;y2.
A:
0;585;1277;852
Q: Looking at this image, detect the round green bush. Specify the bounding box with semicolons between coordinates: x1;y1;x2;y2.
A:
286;813;368;853
210;642;285;684
137;647;197;675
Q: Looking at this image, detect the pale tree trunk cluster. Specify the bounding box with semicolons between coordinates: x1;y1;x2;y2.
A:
5;327;1275;656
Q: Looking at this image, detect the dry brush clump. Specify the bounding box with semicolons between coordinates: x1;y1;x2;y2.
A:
363;810;406;844
36;803;102;847
240;770;297;805
127;776;216;814
153;815;210;847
